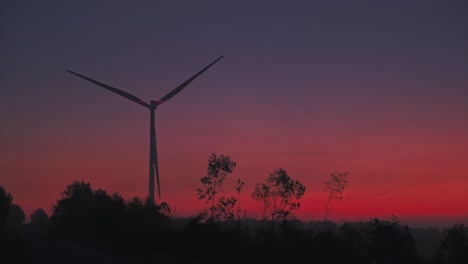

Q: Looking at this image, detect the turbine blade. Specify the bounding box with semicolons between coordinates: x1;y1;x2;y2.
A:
157;55;224;104
66;70;150;108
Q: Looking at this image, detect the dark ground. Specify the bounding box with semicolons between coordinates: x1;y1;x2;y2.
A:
2;225;198;264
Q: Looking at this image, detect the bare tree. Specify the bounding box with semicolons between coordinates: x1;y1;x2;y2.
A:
235;179;247;224
252;182;271;231
252;168;306;228
323;170;349;228
214;196;237;221
196;153;236;220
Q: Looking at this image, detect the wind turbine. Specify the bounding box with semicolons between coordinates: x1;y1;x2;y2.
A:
66;55;224;202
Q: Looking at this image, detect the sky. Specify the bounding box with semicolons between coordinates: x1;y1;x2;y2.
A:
1;0;467;228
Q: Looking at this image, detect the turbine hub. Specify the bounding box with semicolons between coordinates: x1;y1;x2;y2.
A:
150;100;159;109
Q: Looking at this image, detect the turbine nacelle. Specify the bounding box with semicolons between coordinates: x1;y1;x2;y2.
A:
150;100;161;109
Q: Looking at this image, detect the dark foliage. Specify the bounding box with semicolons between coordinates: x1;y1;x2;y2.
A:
50;180;171;254
433;224;468;263
0;186;13;229
30;208;52;239
0;186;25;263
2;182;468;263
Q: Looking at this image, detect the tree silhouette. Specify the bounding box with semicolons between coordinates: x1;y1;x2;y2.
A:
0;186;13;232
51;180;171;249
252;168;306;225
234;179;247;228
0;186;19;260
51;180;129;242
251;181;272;232
51;180;94;239
120;196;170;251
196;153;237;221
213;196;237;221
30;208;52;239
4;205;25;230
2;167;458;263
323;170;349;228
30;208;48;224
433;224;468;263
0;205;25;263
368;217;421;263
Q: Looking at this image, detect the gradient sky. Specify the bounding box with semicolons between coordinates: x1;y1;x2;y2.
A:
1;0;467;228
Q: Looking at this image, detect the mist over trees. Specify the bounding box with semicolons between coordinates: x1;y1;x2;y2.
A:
1;154;467;263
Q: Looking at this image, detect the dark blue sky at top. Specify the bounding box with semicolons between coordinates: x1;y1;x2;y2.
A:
2;0;466;100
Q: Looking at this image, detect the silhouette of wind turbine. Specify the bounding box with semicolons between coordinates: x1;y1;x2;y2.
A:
66;55;224;201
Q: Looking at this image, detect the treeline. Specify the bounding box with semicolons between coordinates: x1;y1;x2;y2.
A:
1;153;467;263
1;182;468;263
